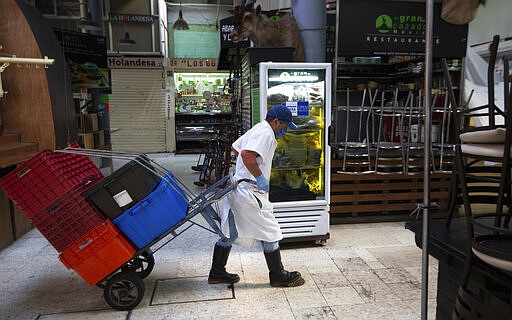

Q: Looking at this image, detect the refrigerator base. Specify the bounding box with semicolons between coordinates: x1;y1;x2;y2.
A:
280;233;330;245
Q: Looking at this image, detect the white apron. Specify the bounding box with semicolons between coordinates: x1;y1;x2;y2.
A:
219;183;283;247
218;121;283;247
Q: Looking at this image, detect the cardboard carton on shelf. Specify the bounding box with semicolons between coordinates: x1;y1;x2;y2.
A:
77;113;99;133
77;132;94;149
93;130;105;148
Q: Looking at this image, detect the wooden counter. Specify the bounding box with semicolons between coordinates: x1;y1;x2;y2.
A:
330;158;453;223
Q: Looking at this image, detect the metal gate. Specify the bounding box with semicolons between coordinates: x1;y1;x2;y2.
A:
109;69;167;153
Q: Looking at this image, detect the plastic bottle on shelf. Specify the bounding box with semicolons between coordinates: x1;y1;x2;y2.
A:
192;81;197;94
196;81;206;96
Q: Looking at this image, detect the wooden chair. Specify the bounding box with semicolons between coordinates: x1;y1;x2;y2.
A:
444;35;505;227
451;55;512;319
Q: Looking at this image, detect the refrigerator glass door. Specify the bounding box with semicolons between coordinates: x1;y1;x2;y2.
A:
261;65;329;203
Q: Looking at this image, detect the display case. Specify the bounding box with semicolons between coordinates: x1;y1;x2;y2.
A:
258;62;332;243
174;72;233;153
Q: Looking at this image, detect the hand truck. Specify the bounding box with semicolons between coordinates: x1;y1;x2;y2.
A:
56;147;251;311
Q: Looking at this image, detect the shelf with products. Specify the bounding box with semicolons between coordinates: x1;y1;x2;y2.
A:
270;127;325;202
175;72;229;94
173;72;235;153
176;93;232;114
176;112;233;116
333;56;463;148
269;166;325;202
334;56;462;91
332;89;457;160
175;112;233;127
73;91;111;150
174;112;234;153
72;89;112;171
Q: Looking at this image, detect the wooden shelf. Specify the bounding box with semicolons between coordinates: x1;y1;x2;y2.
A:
176;112;232;116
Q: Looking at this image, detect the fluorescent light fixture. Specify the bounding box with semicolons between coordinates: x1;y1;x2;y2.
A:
119;32;136;45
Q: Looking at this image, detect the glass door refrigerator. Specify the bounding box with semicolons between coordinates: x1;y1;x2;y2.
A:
257;62;331;244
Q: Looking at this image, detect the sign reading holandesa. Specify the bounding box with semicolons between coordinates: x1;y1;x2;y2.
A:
338;0;468;58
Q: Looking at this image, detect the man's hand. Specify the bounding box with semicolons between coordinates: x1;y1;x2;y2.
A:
255;175;269;193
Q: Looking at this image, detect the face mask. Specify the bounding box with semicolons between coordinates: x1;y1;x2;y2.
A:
276;128;287;139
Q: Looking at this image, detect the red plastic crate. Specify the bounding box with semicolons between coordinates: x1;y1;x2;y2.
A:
31;180;106;252
59;220;136;286
0;146;103;218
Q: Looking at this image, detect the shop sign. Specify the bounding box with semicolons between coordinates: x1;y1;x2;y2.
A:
338;0;468;58
108;57;164;69
219;16;250;49
109;14;155;24
285;101;310;117
169;58;218;71
166;91;173;120
54;29;111;91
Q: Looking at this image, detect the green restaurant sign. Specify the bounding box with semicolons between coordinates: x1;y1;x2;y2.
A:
338;0;468;57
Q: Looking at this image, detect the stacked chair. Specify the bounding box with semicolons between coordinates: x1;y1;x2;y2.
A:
444;35;502;225
445;35;512;319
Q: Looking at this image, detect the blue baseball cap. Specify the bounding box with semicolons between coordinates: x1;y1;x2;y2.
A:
267;105;298;130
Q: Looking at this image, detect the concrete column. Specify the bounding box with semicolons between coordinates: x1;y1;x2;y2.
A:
291;0;326;63
88;0;105;36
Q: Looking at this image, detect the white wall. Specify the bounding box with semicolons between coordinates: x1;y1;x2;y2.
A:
468;0;512;46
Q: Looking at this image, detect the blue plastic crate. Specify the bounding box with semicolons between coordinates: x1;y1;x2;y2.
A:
112;174;188;248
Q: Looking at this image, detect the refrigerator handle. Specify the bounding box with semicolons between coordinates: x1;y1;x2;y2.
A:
327;124;335;147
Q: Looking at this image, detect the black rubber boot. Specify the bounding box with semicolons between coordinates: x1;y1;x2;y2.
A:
208;245;240;284
264;249;305;287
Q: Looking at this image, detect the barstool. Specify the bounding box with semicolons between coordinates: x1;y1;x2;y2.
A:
374;89;406;175
337;88;379;174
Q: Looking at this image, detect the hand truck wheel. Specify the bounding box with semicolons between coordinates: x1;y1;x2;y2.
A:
104;271;145;311
121;250;155;279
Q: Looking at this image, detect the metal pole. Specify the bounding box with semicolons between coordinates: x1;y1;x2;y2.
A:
422;0;434;319
0;56;54;65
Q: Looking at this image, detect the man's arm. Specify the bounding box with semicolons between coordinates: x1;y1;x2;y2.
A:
241;149;268;192
240;150;262;178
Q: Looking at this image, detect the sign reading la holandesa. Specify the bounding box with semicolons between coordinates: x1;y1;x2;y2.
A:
338;0;468;57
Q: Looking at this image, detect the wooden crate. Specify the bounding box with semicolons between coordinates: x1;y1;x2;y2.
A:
330;158;453;223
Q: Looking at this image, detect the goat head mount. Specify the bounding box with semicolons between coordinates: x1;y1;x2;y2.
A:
228;1;305;62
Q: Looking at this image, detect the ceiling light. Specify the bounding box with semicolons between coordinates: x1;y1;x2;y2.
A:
119;32;136;45
173;5;189;30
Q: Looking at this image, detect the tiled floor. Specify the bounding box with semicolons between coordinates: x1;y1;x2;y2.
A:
0;154;438;320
